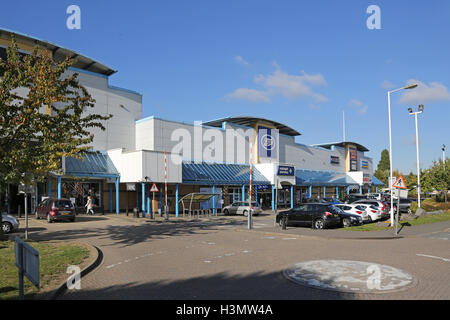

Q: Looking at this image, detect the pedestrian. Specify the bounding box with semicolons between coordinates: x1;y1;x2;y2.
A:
85;196;95;215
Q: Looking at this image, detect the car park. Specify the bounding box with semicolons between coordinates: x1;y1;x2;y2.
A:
333;206;363;227
334;204;369;223
353;204;382;222
275;203;341;230
1;214;20;234
35;198;76;223
353;199;389;220
222;202;262;217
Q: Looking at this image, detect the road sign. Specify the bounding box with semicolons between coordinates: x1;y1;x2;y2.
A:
150;184;159;192
392;176;407;189
15;237;39;300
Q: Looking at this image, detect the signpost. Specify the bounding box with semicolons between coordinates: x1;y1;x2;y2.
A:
150;184;159;219
392;176;407;236
15;237;39;300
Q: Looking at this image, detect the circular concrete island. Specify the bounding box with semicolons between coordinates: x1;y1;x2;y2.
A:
283;260;416;294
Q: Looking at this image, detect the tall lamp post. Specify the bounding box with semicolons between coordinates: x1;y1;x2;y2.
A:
408;105;424;208
387;84;417;226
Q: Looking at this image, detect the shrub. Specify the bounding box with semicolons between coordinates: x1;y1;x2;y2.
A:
410;201;418;213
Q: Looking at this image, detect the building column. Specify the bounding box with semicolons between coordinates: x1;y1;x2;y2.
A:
242;185;245;202
347;186;350;195
272;185;275;211
255;187;258;206
159;187;162;216
360;185;363;195
115;177;120;214
147;184;151;216
136;184;139;209
212;184;216;216
376;186;378;193
175;184;179;217
335;186;339;199
109;183;113;213
57;176;62;198
290;185;294;209
309;185;312;199
142;183;146;217
323;186;326;198
368;186;371;194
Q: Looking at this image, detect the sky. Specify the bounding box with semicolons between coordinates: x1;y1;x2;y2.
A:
0;0;449;174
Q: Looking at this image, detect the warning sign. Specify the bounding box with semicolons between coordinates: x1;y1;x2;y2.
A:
392;176;407;189
150;184;159;192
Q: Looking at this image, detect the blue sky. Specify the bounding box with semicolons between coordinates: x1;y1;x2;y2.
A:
1;0;449;173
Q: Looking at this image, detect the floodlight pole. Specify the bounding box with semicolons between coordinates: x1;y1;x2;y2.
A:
387;84;417;226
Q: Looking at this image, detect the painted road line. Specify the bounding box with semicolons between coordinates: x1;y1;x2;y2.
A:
416;254;450;263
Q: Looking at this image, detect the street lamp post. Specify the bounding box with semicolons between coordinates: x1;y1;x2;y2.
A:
387;84;417;226
408;105;424;208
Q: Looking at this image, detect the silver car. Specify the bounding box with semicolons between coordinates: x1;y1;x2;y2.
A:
223;202;262;217
2;214;20;234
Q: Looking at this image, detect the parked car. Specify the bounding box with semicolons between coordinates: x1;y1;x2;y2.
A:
344;194;368;204
222;202;262;217
275;203;341;230
35;198;76;223
1;214;20;234
323;198;341;204
333;206;363;227
353;199;389;220
334;204;369;223
353;204;382;222
392;198;414;215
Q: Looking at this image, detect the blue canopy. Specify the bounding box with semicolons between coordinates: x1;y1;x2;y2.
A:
372;176;385;186
64;152;119;178
296;169;359;187
182;162;270;185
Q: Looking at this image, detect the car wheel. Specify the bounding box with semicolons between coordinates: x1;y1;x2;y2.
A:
243;210;248;217
223;209;229;216
47;214;53;223
314;219;324;230
368;216;373;223
2;222;12;234
342;218;351;228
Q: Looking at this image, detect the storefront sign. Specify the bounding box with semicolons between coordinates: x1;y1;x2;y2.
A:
361;160;369;169
258;126;279;159
277;166;295;176
363;174;371;184
257;185;271;191
330;156;340;164
126;183;136;191
349;146;358;172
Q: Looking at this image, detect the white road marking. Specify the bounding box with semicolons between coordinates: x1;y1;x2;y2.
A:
416;254;450;262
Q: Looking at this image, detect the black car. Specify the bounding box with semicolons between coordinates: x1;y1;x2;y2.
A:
344;194;368;204
276;203;341;230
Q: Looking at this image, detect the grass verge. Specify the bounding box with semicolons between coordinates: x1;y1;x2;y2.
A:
345;211;450;232
0;240;90;300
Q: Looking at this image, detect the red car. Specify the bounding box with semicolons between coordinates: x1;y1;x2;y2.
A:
35;198;76;223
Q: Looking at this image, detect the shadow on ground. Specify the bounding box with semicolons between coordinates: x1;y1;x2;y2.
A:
59;270;354;300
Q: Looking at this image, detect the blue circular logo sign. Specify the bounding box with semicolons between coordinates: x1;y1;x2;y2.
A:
261;134;275;151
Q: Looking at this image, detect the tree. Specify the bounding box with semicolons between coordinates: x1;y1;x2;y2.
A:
0;38;111;238
374;149;390;186
421;158;449;203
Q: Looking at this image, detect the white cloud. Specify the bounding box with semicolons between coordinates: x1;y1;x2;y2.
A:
381;80;395;90
253;64;327;102
349;98;368;115
234;56;249;66
400;79;450;104
224;88;270;103
225;63;327;104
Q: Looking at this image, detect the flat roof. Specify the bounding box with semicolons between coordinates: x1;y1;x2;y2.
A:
0;28;116;76
312;141;369;152
203;116;301;136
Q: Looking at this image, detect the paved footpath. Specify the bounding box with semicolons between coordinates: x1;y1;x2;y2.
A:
20;212;450;300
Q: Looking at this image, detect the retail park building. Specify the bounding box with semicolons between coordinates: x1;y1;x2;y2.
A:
1;29;384;216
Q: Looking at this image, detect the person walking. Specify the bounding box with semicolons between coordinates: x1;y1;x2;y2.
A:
85;196;95;215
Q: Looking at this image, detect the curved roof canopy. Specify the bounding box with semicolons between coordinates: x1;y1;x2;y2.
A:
312;141;369;152
0;28;116;76
203;116;301;136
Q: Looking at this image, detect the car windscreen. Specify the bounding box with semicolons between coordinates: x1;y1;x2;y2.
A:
54;200;74;208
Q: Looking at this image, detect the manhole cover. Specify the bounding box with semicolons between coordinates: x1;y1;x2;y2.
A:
283;260;416;294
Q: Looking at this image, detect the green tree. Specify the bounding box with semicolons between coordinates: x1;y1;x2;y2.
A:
421;158;449;203
0;38;111;238
374;149;390;186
